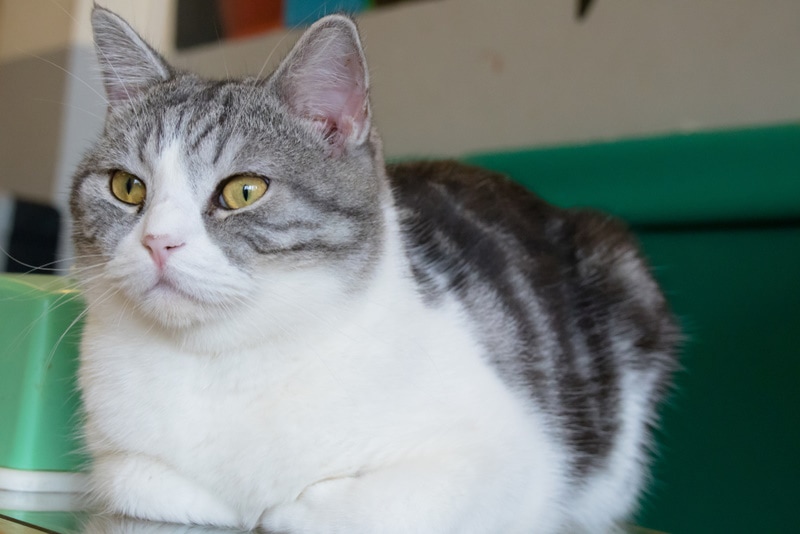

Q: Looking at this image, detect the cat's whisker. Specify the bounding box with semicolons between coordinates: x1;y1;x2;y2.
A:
0;270;94;306
256;18;308;80
46;0;78;24
91;44;136;116
212;21;231;81
30;97;105;121
19;48;109;106
0;284;88;365
35;289;88;320
50;258;108;276
0;244;107;275
44;286;118;371
0;254;70;275
64;266;108;285
114;297;133;330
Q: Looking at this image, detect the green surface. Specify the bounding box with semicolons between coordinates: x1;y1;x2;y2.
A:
0;275;86;472
466;124;800;533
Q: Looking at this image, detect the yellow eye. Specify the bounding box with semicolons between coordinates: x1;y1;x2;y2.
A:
110;170;146;206
219;174;269;210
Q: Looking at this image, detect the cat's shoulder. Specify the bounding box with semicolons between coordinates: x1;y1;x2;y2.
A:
387;160;552;217
386;159;636;259
386;160;669;318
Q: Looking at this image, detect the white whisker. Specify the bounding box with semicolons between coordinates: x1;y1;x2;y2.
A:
0;244;106;274
31;97;105;121
19;48;109;106
45;286;118;370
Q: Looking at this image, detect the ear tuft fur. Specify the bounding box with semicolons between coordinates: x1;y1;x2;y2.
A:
91;6;172;106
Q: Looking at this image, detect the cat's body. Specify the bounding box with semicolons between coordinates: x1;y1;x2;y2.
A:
71;7;677;533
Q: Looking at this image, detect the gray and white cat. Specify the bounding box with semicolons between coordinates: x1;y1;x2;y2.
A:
70;6;678;533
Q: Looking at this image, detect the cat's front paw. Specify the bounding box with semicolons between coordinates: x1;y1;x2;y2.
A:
89;453;242;529
260;476;358;534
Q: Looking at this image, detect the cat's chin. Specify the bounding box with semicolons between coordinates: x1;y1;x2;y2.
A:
130;280;234;330
149;278;204;304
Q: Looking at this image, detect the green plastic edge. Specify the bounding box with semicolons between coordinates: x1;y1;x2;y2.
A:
0;274;86;472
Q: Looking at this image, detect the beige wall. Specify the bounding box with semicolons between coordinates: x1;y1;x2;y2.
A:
67;0;175;50
176;0;800;159
0;0;174;203
0;0;75;203
0;48;71;203
0;0;74;62
0;0;174;56
1;0;799;206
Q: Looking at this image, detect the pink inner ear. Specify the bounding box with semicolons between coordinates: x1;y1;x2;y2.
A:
285;31;370;148
306;85;368;143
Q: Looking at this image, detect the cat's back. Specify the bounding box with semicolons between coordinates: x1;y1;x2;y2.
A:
388;159;676;357
389;160;568;297
389;160;678;482
388;159;666;321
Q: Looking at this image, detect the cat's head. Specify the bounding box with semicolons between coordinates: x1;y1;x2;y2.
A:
71;7;387;333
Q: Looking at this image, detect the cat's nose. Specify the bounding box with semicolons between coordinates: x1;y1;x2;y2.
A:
142;234;185;269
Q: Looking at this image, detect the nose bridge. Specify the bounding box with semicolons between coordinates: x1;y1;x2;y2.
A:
140;142;199;239
142;198;191;238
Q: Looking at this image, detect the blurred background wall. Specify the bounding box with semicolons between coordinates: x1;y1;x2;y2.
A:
0;0;799;248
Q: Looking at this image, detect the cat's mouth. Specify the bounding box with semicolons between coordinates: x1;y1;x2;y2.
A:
132;276;222;328
148;277;205;304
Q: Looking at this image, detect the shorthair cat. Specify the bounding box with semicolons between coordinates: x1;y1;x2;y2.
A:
71;6;678;533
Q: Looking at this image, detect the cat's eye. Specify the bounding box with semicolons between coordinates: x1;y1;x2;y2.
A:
218;174;269;210
110;170;146;206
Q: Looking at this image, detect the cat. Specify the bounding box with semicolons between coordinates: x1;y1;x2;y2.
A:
70;6;678;534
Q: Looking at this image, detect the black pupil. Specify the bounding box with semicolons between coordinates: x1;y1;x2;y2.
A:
242;184;252;201
126;177;134;195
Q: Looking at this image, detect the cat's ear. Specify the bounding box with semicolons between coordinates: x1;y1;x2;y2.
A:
270;15;371;151
91;6;172;106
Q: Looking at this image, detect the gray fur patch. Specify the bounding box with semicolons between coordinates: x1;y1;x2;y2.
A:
389;161;679;477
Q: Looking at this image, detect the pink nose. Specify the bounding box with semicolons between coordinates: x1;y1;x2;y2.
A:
142;234;185;269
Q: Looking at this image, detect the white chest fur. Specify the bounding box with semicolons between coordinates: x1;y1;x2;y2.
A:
79;269;567;532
